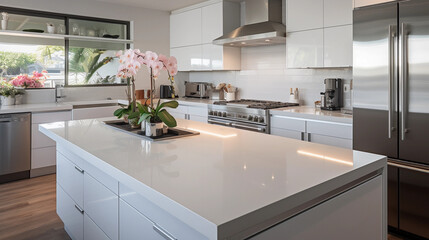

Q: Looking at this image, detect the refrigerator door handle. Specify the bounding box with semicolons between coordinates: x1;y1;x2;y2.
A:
388;25;396;139
400;23;409;141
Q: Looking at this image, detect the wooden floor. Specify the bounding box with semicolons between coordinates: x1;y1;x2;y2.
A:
0;174;70;240
0;174;406;240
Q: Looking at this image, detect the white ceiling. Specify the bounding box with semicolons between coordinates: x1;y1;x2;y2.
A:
94;0;210;11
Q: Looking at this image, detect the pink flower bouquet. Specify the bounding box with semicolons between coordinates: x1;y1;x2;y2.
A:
9;71;48;88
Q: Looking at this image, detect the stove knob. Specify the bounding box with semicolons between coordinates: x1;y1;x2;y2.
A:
217;111;222;117
213;111;218;116
253;116;259;122
248;115;254;121
209;111;214;115
259;117;265;123
222;112;227;117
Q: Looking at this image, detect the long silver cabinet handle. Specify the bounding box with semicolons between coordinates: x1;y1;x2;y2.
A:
208;119;232;126
153;224;177;240
231;123;265;132
388;25;396;139
388;162;429;174
74;205;84;214
400;23;408;141
74;166;84;174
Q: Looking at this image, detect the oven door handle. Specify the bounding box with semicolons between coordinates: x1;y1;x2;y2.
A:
208;119;232;127
231;123;265;133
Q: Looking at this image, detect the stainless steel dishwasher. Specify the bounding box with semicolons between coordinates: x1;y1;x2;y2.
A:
0;113;31;183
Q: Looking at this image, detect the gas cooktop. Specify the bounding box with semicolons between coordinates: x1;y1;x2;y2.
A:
213;99;299;110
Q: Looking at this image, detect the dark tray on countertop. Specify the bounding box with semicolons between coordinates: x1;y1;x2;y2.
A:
103;120;199;142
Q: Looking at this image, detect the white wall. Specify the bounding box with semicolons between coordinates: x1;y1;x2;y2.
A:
179;44;352;107
1;0;171;101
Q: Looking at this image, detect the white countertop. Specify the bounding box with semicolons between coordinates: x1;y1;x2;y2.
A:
0;102;72;114
40;118;384;238
271;106;353;124
0;99;124;115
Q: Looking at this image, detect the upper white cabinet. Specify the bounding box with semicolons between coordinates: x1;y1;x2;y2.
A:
324;25;353;67
287;29;324;68
170;8;202;48
354;0;395;8
287;0;324;32
286;0;353;68
324;0;353;27
170;0;241;71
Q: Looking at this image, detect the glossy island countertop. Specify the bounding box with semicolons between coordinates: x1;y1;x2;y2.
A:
270;106;353;124
40;118;384;238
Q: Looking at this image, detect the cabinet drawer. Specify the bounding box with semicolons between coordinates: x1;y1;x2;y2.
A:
309;134;352;149
32;111;72;124
31;146;56;169
84;161;118;195
270;116;306;132
119;199;165;240
169;105;188;114
189;115;207;123
188;106;208;117
119;183;209;240
57;184;84;240
84;214;110;240
84;174;118;240
271;128;303;141
72;106;117;120
307;121;352;139
57;152;84;208
32;124;55;148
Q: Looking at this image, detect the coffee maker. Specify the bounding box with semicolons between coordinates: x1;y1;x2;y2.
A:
320;78;343;111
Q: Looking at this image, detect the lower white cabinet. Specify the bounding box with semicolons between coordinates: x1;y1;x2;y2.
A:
31;146;56;169
270;115;353;149
119;199;165;240
84;173;118;240
84;214;110;240
57;151;84;208
57;184;84;240
72;106;118;120
169;104;208;123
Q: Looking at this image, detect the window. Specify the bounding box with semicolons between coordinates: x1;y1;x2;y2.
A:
0;7;131;88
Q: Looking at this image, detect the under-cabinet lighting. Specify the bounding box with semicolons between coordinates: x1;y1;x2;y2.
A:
297;150;353;166
187;128;237;138
241;42;246;45
265;39;271;42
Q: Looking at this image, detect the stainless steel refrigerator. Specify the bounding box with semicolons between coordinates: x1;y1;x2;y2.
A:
353;1;429;239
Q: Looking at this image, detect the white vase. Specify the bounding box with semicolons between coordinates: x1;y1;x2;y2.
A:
15;95;23;105
140;120;146;132
226;92;236;101
0;96;15;106
145;122;164;137
1;20;7;30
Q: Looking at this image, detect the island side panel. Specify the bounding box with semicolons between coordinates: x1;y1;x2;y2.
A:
250;174;385;240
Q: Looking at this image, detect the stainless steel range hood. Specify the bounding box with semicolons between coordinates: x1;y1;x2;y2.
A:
213;0;286;47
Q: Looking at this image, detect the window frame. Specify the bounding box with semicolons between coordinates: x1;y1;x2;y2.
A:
0;5;131;87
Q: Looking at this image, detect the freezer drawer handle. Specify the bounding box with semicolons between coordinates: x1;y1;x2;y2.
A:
388;162;429;174
208;119;232;126
153;224;177;240
231;123;265;132
74;205;84;214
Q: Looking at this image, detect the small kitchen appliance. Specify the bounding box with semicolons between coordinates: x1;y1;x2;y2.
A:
320;78;343;111
160;85;173;99
185;82;211;99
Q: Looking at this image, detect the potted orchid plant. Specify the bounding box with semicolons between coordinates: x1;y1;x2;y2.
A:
114;49;179;135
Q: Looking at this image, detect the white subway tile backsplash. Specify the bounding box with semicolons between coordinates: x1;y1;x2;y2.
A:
176;44;352;107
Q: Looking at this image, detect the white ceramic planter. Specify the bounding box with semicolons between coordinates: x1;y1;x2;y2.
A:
1;20;7;30
226;92;236;101
0;96;15;106
15;95;23;105
145;122;164;137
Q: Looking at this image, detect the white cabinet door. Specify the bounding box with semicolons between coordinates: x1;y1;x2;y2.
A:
31;146;56;169
271;128;303;140
308;134;353;149
84;173;118;240
287;29;324;68
57;152;84;208
32;111;72;149
286;0;323;32
354;0;394;8
202;2;223;44
84;214;110;240
57;184;84;240
119;199;166;240
307;121;353;149
170;8;202;48
170;45;202;71
189;115;207;123
324;0;353;27
324;25;353;68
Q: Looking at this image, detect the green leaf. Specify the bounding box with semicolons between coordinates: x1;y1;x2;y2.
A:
113;108;125;118
156;100;179;113
138;113;152;124
158;109;177;128
128;111;140;119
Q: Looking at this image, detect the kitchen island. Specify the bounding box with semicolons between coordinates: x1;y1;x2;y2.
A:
40;118;387;240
